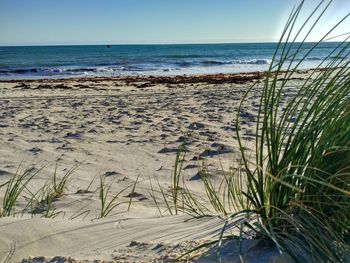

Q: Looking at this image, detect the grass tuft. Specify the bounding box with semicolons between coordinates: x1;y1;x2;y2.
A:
98;174;139;218
172;1;350;261
52;162;78;199
230;1;350;261
0;165;39;217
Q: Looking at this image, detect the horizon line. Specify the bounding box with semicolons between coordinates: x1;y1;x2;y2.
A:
0;40;346;47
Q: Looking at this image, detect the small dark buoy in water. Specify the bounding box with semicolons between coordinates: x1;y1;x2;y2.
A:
107;45;111;48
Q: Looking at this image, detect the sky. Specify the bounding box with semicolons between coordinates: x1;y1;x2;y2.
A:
0;0;349;46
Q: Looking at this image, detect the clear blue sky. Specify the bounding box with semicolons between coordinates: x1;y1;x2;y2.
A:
0;0;349;45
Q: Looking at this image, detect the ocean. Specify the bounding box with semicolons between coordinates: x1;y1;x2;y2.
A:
0;42;346;79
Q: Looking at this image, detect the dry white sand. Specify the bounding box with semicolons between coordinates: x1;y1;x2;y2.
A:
0;73;309;262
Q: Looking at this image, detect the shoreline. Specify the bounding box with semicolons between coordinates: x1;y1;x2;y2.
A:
0;71;264;83
0;67;322;84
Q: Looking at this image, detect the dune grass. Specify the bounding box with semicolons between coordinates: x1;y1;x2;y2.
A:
26;163;78;218
0;0;348;260
0;165;39;217
98;174;140;218
0;162;80;219
28;183;62;218
51;162;77;199
230;1;350;261
172;1;350;261
0;161;140;219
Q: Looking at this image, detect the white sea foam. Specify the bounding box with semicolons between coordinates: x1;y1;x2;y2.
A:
200;59;271;65
0;42;342;80
233;59;271;64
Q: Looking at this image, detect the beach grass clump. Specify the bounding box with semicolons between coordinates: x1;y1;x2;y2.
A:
174;1;350;261
98;174;139;218
0;160;140;219
27;163;78;218
226;1;350;261
154;144;236;217
51;162;77;199
28;183;63;218
0;166;39;217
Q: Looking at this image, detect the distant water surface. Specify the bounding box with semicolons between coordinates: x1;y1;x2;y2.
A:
0;42;346;79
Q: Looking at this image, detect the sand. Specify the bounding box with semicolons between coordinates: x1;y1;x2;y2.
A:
0;72;309;262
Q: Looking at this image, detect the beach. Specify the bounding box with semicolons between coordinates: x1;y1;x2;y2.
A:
1;0;349;261
0;71;313;262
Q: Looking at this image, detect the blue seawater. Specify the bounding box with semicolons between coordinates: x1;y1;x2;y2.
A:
0;42;346;79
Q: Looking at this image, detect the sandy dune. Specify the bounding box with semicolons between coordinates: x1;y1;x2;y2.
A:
0;215;226;262
0;73;308;262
